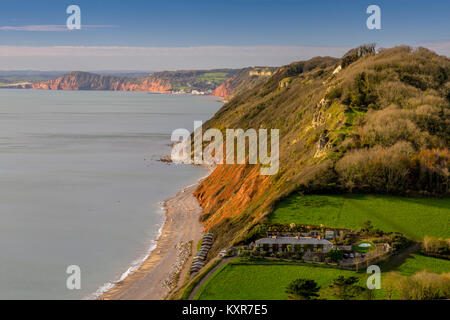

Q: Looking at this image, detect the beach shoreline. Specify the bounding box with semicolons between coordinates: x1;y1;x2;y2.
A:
98;180;206;300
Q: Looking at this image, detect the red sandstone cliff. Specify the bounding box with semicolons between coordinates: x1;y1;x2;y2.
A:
20;72;172;93
11;69;252;94
194;164;271;231
212;79;233;98
112;78;172;93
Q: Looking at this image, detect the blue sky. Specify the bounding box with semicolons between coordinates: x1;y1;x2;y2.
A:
0;0;449;70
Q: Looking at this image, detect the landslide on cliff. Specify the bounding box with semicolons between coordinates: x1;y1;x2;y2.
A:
195;45;450;255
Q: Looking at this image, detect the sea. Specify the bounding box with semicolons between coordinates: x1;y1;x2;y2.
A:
0;89;222;299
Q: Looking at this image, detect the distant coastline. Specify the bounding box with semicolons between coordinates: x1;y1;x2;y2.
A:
0;70;233;97
0;66;278;102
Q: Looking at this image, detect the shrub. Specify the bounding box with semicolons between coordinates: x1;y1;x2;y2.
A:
329;276;364;300
396;271;450;300
285;279;321;300
382;272;403;299
326;86;343;100
244;224;267;243
341;44;376;68
413;148;450;195
225;249;235;257
276;251;288;259
356;105;429;149
327;250;344;262
422;236;450;257
238;249;251;257
336;141;415;194
293;252;303;260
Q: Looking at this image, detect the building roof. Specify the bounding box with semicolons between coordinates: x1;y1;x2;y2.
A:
337;245;353;251
255;237;333;246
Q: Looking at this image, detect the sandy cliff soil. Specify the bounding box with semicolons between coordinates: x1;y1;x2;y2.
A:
194;164;271;231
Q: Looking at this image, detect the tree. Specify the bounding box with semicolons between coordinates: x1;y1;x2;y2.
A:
327;250;344;262
396;271;450;300
285;279;321;300
341;44;376;68
329;276;364;300
362;220;374;233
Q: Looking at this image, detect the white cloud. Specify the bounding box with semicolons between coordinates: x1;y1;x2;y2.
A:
0;45;350;70
0;42;448;71
0;45;348;57
418;41;450;56
0;25;114;32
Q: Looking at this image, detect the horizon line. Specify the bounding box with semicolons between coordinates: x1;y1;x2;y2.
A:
0;43;448;71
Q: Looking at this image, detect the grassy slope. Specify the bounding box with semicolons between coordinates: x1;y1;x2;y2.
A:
194;262;358;300
270;194;450;240
394;253;450;276
195;254;450;300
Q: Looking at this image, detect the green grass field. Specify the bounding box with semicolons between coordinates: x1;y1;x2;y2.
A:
194;262;360;300
195;254;450;300
269;194;450;240
198;72;229;83
195;194;449;300
392;254;450;276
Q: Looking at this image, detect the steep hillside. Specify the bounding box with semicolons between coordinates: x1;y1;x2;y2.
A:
194;45;450;255
212;67;278;99
15;69;239;94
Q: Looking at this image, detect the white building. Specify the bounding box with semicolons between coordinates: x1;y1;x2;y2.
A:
255;237;333;253
325;230;335;240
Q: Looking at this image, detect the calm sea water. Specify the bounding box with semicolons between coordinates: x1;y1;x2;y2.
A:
0;89;222;299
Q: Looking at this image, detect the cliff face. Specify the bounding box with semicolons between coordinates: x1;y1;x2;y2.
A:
194;165;271;230
195;46;450;255
23;72;172;93
18;69;241;94
113;78;172;93
212;79;233;98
